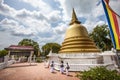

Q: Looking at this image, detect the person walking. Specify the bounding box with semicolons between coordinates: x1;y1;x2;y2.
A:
65;62;70;76
60;61;64;74
50;61;54;73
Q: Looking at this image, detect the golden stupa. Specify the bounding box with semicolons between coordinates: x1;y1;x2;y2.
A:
59;9;101;53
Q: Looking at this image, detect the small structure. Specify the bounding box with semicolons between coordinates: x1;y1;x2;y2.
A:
5;45;34;63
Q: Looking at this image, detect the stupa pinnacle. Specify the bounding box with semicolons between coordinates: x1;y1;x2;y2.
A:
59;8;101;53
69;8;81;25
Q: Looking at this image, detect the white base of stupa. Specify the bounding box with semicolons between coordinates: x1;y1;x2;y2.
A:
48;52;117;71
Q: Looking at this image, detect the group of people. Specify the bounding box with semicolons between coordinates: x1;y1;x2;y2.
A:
49;60;70;76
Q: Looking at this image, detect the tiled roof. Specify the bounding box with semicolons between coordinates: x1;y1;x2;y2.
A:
5;45;34;51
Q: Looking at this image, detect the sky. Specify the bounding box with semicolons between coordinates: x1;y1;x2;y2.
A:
0;0;120;49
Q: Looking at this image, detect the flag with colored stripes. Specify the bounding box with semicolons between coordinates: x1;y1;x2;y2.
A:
101;0;120;50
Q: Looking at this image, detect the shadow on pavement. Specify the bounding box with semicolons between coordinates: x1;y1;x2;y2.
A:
7;64;37;68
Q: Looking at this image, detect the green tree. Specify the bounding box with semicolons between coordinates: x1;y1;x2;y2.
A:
0;50;8;57
42;43;61;56
18;39;41;56
89;24;113;51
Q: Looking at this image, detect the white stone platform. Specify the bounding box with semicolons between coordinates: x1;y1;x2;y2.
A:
48;51;117;71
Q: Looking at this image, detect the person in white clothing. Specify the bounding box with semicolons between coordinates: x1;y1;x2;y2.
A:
65;62;70;76
50;61;54;73
60;61;64;74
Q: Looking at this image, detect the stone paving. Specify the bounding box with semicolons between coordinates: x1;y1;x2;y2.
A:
0;63;79;80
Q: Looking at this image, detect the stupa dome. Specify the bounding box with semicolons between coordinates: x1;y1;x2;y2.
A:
59;8;101;53
65;23;88;39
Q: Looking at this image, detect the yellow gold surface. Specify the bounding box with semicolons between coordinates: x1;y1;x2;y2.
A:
59;8;101;53
65;24;88;39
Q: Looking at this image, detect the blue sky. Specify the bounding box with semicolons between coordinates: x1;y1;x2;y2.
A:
0;0;120;49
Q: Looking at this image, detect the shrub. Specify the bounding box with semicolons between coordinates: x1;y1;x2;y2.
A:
36;57;43;63
76;66;120;80
0;50;8;57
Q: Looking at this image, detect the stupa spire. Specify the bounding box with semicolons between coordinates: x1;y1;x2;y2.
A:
69;8;81;25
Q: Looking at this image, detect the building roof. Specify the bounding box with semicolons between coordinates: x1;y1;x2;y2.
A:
5;45;34;51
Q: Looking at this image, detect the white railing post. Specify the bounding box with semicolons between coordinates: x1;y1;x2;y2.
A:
4;55;9;67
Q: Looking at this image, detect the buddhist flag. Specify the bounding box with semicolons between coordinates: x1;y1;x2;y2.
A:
101;0;120;50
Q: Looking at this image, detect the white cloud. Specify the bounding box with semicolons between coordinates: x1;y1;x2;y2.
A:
0;0;62;35
0;0;52;36
19;0;52;14
16;9;31;18
53;23;67;35
47;10;62;23
0;31;23;49
110;0;120;15
0;0;16;16
92;3;104;18
0;0;64;49
0;18;33;36
58;0;98;21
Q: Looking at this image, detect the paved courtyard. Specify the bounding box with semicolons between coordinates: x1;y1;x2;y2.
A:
0;63;79;80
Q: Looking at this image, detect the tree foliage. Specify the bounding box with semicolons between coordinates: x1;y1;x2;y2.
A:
89;24;113;51
41;43;61;56
0;50;8;57
18;39;41;56
76;66;120;80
